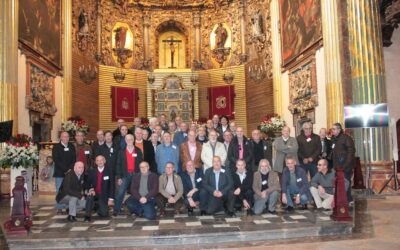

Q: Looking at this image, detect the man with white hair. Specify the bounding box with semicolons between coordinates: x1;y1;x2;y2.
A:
273;126;299;175
201;130;227;172
148;117;158;134
297;122;321;178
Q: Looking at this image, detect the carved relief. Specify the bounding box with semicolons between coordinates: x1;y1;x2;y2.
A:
72;3;97;56
77;9;91;51
288;57;318;117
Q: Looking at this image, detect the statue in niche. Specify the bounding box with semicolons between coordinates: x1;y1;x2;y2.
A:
251;10;264;37
215;23;228;49
170;109;177;121
114;27;128;49
78;9;89;35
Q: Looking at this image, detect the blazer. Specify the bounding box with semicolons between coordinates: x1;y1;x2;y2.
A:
252;170;281;200
180;168;204;196
297;133;322;164
129;172;159;201
158;173;184;200
85;166;114;201
320;137;332;159
91;141;105;158
216;125;230;142
115;146;143;179
173;131;188;146
203;167;233;196
272;136;299;173
98;143;120;174
281;166;310;197
201;141;227;172
180;141;203;170
56;170;84;202
250;139;273;171
231;170;254;200
155;143;180;174
227;137;254;171
52;142;76;178
140;140;156;172
329;132;356;171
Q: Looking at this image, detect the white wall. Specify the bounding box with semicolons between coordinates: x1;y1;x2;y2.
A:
17;50;63;142
384;29;400;122
280;47;327;137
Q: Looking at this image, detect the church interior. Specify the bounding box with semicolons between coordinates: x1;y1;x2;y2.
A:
1;0;400;249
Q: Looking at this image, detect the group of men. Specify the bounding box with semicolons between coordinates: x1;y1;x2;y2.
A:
53;115;355;222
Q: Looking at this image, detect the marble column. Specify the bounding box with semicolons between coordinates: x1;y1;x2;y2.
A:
193;10;202;69
239;0;247;63
321;0;344;127
62;0;72;121
347;0;390;163
270;0;282;116
0;0;18;134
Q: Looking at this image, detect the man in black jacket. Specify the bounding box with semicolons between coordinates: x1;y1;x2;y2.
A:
52;131;76;214
99;131;120;174
232;159;254;215
297;122;322;178
180;160;206;215
56;161;85;222
227;127;253;172
91;130;105;158
84;155;114;221
134;127;156;172
250;129;273;172
113;134;143;216
203;156;235;217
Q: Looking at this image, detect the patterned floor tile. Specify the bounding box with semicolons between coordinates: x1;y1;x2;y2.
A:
48;223;66;228
225;217;242;223
186;221;202;226
159;219;175;224
213;224;231;228
34;212;51;217
39;206;54;211
253;219;271;224
116;223;133;227
142;226;159;230
33;220;47;225
318;216;331;221
70;226;89;231
290;215;307;220
92;220;110;225
197;216;214;220
262;214;279;218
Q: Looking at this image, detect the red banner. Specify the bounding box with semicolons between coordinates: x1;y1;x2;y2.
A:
111;86;138;122
208;85;235;119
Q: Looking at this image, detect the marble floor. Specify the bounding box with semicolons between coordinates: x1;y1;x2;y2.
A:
0;194;399;249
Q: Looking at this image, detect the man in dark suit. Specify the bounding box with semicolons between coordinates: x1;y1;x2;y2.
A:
91;130;105;158
281;157;311;211
134;127;156;172
250;129;273;172
180;160;206;215
319;128;331;160
99;131;120;174
84;155;114;221
56;161;85;222
227;127;253;172
203;156;235;217
216;115;230;142
113;125;130;150
52;131;76;214
112;119;132;138
126;161;159;220
232;159;254;215
297;122;322;178
113;134;143;216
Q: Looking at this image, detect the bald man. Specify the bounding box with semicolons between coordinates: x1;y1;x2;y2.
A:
56;161;86;222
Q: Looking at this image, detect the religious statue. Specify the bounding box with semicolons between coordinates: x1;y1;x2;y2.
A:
169;41;176;68
40;156;54;182
251;11;264;37
78;9;90;35
114;26;128;49
170;109;177;121
215;23;228;49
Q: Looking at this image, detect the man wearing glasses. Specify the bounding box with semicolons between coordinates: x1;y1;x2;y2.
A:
296;122;322;178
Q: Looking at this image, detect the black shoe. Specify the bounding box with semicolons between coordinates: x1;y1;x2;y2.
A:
268;210;277;214
200;210;207;216
188;208;194;216
67;215;76;222
286;206;294;212
227;211;236;217
84;216;91;222
246;210;254;216
300;204;308;210
317;207;325;211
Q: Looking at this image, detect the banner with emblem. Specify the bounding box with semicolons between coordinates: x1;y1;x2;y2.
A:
111;86;138;122
208;85;234;119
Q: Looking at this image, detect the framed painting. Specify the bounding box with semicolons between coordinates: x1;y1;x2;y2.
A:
19;0;62;71
279;0;322;68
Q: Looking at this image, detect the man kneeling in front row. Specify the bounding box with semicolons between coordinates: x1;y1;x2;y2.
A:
203;156;236;217
56;161;86;222
84;155;114;221
126;161;159;220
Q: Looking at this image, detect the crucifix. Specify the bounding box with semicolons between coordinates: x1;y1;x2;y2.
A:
162;36;182;68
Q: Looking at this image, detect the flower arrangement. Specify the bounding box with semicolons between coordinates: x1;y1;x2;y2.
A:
193;118;208;128
141;117;149;129
61;116;89;137
259;114;286;136
0;134;39;169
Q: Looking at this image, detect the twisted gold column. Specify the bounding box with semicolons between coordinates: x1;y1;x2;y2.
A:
0;0;18;134
321;0;344;128
347;0;390;162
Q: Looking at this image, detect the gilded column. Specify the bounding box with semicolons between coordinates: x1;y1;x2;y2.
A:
193;10;202;69
143;11;151;70
62;0;72;121
270;0;282;116
321;0;344;127
347;0;390;163
0;0;18;134
239;0;247;63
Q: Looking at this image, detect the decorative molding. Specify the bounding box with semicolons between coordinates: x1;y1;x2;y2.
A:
161;74;185;89
288;57;318;117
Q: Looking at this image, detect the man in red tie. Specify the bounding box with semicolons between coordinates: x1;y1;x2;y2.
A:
296;122;322;178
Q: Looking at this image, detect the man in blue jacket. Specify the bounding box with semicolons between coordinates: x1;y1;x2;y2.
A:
281;156;310;211
180;160;206;215
173;122;189;146
156;132;180;174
